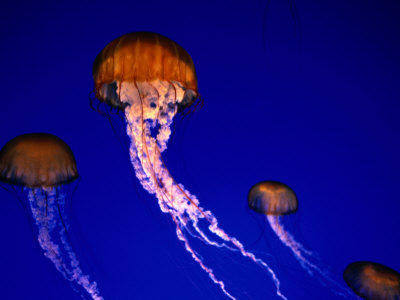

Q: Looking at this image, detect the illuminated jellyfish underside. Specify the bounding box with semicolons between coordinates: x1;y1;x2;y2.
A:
103;79;287;299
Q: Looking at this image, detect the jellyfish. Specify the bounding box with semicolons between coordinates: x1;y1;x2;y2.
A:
247;181;312;270
343;261;400;300
91;32;286;300
248;180;352;297
0;133;103;300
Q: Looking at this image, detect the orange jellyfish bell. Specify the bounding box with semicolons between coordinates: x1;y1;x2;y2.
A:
344;261;400;300
248;181;298;216
92;31;199;110
0;133;78;188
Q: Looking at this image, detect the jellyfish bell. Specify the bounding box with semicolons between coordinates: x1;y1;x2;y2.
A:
344;261;400;300
0;133;103;300
92;31;200;113
92;32;287;300
248;181;298;216
0;133;78;188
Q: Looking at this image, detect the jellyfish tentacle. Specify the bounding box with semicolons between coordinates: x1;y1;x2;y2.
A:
156;147;285;292
191;221;237;252
121;80;287;300
28;188;103;300
58;220;102;300
158;188;237;300
138;121;237;299
267;215;316;275
28;188;73;280
149;81;162;184
207;215;287;300
267;215;353;298
172;217;237;300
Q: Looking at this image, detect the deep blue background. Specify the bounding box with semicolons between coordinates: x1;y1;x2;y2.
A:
0;0;399;299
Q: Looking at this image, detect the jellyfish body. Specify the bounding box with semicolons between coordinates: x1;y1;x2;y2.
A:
248;181;352;297
92;32;286;300
248;181;314;271
343;261;400;300
0;133;103;300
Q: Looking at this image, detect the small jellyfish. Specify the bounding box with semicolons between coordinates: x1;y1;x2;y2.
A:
248;181;352;297
343;261;400;300
0;133;103;300
92;32;286;300
248;181;312;270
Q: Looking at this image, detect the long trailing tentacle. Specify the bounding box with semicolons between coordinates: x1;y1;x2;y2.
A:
267;215;354;298
267;215;315;274
27;187;103;300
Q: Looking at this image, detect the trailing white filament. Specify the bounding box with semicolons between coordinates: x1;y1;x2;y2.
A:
119;80;287;300
267;215;316;275
267;215;353;298
28;187;103;300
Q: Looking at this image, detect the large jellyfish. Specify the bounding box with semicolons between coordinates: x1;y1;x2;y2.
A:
343;261;400;300
0;133;103;300
91;31;286;300
248;180;352;297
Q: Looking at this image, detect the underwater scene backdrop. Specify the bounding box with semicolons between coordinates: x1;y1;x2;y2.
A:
0;0;399;299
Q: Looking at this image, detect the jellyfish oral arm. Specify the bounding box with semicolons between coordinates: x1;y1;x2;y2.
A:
119;80;286;300
267;215;355;298
266;215;314;274
28;188;103;300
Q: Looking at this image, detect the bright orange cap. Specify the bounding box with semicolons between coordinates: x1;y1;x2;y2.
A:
92;32;198;106
0;133;78;188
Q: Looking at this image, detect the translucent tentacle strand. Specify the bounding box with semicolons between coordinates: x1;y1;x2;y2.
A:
267;215;353;298
28;187;103;300
267;215;316;275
